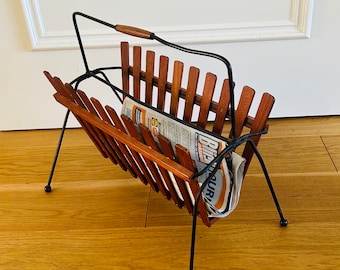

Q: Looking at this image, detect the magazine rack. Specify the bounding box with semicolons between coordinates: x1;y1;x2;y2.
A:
44;12;288;270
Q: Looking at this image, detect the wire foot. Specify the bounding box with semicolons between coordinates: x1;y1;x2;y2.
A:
280;219;288;227
44;185;52;193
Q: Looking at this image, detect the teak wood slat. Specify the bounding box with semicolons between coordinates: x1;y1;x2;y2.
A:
156;56;169;111
105;106;148;184
212;79;231;135
157;134;185;208
133;46;142;100
91;97;137;177
139;124;171;199
145;50;155;105
197;72;216;129
170;61;184;116
176;144;210;225
183;67;200;122
120;115;160;193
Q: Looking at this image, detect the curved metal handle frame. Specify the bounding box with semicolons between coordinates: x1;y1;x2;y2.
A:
72;11;237;139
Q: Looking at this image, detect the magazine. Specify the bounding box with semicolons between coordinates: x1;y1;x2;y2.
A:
121;97;245;217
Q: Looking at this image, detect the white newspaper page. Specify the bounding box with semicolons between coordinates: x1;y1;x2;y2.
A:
121;97;245;217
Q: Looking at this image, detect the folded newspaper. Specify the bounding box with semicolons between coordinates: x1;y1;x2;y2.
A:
121;97;246;218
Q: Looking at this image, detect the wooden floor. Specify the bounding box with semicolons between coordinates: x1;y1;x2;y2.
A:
0;116;339;269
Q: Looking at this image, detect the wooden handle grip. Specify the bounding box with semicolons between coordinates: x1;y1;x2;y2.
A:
115;25;153;39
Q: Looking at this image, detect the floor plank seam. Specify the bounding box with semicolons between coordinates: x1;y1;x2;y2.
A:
246;171;340;177
320;135;338;172
144;187;152;228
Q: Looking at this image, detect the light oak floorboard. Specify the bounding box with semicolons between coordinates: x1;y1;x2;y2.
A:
0;116;339;269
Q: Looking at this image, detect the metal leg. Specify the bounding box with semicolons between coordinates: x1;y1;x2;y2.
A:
44;110;71;192
189;162;221;270
189;202;199;270
189;138;287;269
248;139;288;226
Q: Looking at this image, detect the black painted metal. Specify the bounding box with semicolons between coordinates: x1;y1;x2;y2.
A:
44;109;70;192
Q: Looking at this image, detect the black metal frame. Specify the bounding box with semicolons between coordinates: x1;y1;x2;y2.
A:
44;12;288;270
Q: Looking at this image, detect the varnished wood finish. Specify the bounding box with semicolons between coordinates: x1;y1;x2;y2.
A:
170;60;184;116
197;72;216;129
157;55;169;110
157;134;185;208
242;92;275;173
120;41;130;95
133;46;142;100
212;79;231;135
0;117;339;269
176;144;211;225
145;50;155;105
115;24;153;39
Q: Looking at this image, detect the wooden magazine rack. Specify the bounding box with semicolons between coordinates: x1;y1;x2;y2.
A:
44;12;288;270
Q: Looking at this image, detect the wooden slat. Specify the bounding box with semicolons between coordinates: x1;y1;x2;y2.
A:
44;72;109;160
175;144;212;227
138;124;171;199
197;72;216;129
249;92;275;137
44;72;69;98
170;61;184;116
212;79;231;135
157;55;169;111
176;145;211;224
133;46;142;99
145;50;155;105
71;117;110;159
232;86;255;138
158;136;193;214
242;92;275;173
155;135;184;208
77;90;122;167
45;73;80;106
105;106;149;184
98;106;148;187
121;115;159;192
90;97;137;177
183;66;200;122
120;42;130;95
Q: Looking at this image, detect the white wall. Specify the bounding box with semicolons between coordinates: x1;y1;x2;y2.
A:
1;0;339;131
